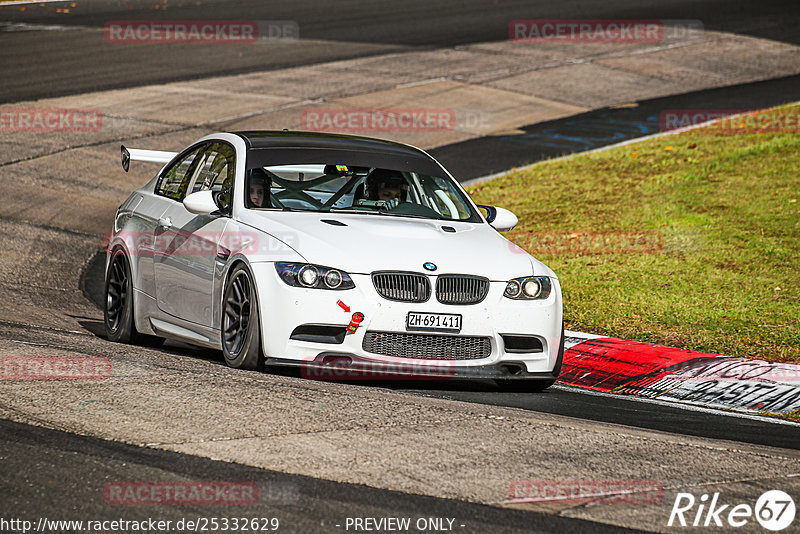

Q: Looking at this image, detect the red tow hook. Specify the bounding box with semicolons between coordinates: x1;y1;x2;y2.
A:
346;312;365;334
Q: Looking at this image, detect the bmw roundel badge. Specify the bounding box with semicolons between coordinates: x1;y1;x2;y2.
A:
423;262;437;271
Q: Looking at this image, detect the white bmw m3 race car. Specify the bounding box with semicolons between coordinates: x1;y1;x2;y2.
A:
105;131;563;390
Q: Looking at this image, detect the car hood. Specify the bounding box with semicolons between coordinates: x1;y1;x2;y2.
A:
239;210;553;280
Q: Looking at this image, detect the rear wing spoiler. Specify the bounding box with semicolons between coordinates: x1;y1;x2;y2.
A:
121;145;178;172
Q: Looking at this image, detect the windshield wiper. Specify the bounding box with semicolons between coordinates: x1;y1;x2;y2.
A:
327;208;383;215
275;207;313;212
327;208;441;220
377;212;441;220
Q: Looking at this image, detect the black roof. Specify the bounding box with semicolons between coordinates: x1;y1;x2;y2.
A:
235;130;426;156
235;130;447;177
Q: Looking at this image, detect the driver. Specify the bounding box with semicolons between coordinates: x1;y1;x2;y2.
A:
365;169;407;206
248;169;269;208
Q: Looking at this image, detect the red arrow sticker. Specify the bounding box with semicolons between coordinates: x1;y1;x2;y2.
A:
337;300;350;312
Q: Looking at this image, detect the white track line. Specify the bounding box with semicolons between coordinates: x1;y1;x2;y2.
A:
0;0;71;5
0;21;95;32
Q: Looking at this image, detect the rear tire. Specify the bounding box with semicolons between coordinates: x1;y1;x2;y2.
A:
104;249;164;347
496;324;564;393
221;264;263;370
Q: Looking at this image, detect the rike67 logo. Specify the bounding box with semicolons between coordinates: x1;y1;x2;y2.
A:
668;490;796;531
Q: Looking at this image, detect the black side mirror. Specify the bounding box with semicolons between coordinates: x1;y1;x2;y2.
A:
212;190;231;216
121;145;131;172
476;204;497;223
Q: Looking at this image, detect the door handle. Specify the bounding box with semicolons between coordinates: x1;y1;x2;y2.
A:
158;216;172;228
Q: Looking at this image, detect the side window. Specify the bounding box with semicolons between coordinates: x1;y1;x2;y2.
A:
156;145;204;201
196;142;235;193
195;141;236;212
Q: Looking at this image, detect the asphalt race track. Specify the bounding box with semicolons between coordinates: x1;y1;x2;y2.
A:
1;419;630;534
400;383;800;451
2;0;800;532
1;0;800;102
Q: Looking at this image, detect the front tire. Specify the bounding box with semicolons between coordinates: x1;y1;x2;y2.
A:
496;324;564;393
104;249;164;347
221;264;262;370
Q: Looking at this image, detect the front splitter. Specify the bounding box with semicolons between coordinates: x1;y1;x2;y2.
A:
264;353;558;381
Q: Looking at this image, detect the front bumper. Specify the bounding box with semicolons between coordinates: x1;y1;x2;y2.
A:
251;263;563;375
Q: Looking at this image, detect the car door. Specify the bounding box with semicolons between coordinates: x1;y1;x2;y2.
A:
153;141;235;327
135;144;205;297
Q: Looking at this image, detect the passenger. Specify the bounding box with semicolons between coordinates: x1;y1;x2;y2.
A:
248;170;269;208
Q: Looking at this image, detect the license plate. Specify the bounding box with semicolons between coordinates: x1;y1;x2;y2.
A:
406;312;462;333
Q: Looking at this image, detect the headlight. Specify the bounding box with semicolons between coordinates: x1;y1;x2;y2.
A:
504;280;522;299
298;265;319;287
324;269;343;289
503;276;551;300
275;262;355;290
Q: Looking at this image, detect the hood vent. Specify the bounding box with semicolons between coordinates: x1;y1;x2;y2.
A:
320;219;347;226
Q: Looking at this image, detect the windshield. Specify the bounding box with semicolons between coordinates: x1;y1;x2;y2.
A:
245;163;481;222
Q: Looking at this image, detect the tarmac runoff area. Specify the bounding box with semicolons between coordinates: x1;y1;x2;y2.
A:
0;31;799;531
